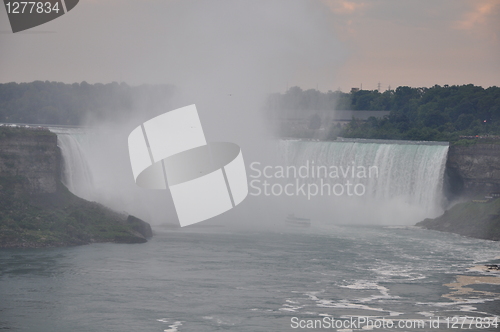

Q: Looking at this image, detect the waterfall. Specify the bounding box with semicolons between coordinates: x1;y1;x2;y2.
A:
49;126;176;225
275;138;449;224
49;127;95;201
50;125;450;225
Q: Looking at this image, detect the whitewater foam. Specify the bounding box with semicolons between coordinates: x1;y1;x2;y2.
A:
277;139;449;224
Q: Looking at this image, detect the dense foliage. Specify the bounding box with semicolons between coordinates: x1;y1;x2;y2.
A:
0;81;176;125
268;84;500;141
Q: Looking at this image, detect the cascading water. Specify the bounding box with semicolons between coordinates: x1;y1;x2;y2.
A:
275;138;450;224
49;126;176;225
50;126;450;226
49;127;95;201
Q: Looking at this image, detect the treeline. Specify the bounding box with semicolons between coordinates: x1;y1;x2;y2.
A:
268;84;500;141
0;81;176;125
2;82;500;142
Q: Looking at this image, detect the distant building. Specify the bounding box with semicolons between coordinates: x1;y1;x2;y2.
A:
331;110;390;122
270;109;391;139
274;110;389;124
350;88;360;93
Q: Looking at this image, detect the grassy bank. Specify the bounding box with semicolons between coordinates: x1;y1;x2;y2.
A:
416;198;500;241
0;177;151;248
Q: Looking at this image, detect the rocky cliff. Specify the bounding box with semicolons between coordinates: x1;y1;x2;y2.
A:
0;127;59;194
445;143;500;199
420;142;500;240
0;126;153;248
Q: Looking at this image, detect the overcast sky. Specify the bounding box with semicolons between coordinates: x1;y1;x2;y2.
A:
0;0;499;92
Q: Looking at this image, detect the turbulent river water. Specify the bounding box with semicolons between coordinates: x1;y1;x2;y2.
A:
1;225;499;332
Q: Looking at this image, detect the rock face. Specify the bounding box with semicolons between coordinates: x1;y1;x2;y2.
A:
420;143;500;240
445;143;500;199
0;127;153;248
0;128;59;194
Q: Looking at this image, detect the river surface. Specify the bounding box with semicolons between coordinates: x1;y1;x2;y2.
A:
1;225;499;331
